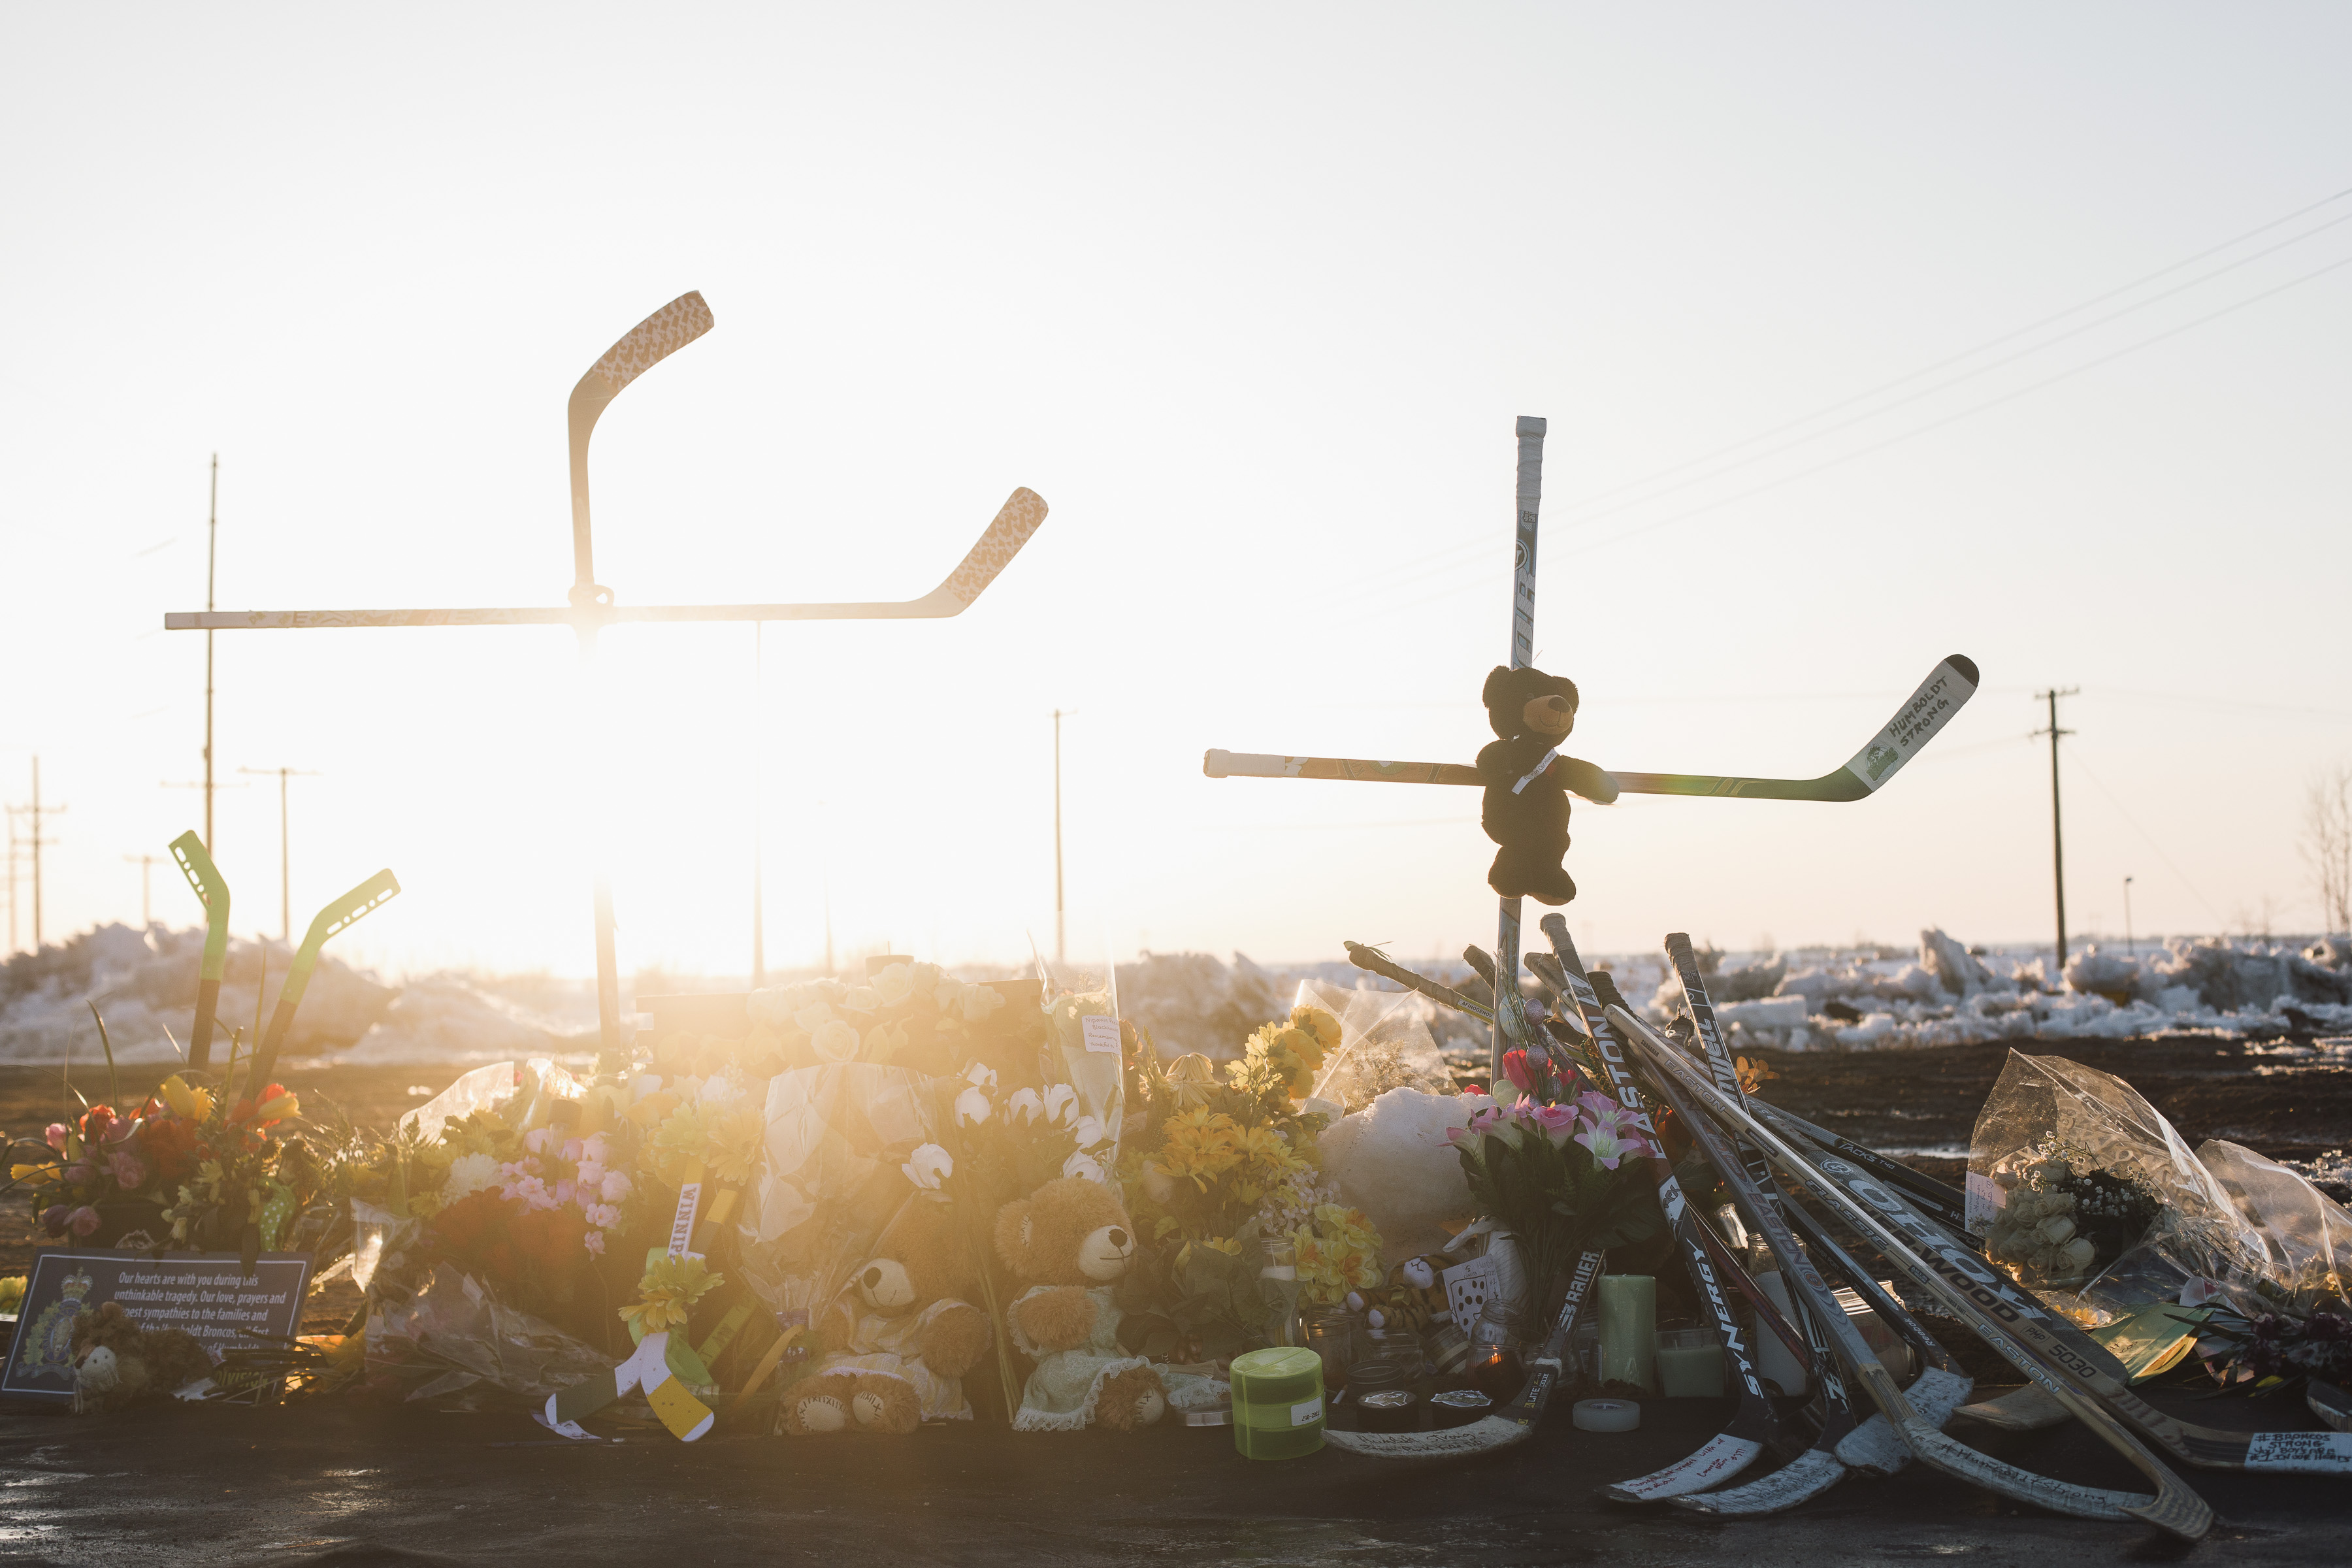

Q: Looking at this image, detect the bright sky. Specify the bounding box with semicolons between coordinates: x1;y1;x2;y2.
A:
5;5;2349;983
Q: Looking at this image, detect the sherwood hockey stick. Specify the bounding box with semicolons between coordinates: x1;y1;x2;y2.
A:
242;869;400;1090
1618;1020;2221;1540
1617;1004;2191;1533
1203;653;1979;802
169;831;231;1071
1661;932;1973;1477
1532;943;1810;1505
1322;1249;1605;1459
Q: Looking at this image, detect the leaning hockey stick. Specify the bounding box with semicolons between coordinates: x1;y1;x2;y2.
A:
242;869;400;1090
1343;941;1495;1026
1620;1007;2203;1535
169;831;231;1071
1485;416;1549;1085
1204;654;1979;802
1661;932;1971;1477
1532;943;1806;1504
1619;1017;2219;1539
1745;1096;1978;1243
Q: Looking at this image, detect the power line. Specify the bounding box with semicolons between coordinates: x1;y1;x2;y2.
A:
2032;689;2080;968
2060;744;2226;927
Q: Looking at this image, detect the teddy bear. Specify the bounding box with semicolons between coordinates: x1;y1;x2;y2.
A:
781;1192;995;1436
1475;664;1619;906
71;1300;215;1413
992;1176;1171;1431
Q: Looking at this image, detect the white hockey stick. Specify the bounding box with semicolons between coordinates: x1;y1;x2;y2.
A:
1617;1010;2215;1540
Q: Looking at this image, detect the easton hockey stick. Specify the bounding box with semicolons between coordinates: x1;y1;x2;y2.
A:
169;831;231;1071
1618;1017;2223;1539
1532;944;1806;1504
1661;932;1972;1476
1203;653;1979;802
242;869;400;1090
1620;1004;2193;1532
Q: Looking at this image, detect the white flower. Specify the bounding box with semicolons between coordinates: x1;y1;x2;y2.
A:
1061;1150;1107;1183
872;962;914;1007
443;1152;500;1203
1068;1113;1110;1151
962;1061;998;1092
954;1086;993;1127
1041;1083;1078;1126
902;1143;953;1190
811;1019;862;1064
1006;1088;1043;1124
600;1171;633;1203
843;985;883;1013
961;985;1006;1023
794;1002;836;1035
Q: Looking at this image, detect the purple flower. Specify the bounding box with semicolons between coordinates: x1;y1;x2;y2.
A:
106;1149;148;1189
40;1204;69;1236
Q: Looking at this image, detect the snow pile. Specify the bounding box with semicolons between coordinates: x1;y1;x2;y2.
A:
1656;930;2352;1053
0;923;588;1066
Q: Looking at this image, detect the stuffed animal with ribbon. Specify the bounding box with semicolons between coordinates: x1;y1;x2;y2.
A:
1475;664;1619;906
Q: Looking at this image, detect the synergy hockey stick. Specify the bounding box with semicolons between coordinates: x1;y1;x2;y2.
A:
1203;654;1979;802
1618;1005;2202;1534
242;869;400;1090
1620;1022;2218;1541
1532;943;1807;1504
1322;1249;1605;1459
169;831;231;1070
1661;932;1972;1475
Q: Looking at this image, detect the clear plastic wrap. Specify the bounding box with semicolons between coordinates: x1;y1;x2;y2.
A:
2195;1139;2351;1317
1296;980;1451;1114
363;1259;613;1404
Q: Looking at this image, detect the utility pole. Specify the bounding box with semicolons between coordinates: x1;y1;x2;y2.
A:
2033;688;2078;971
124;853;161;927
1053;708;1072;966
2123;875;2135;959
204;455;219;854
239;765;319;941
7;759;66;951
750;624;765;987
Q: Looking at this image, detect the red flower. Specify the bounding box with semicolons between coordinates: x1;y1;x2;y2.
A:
137;1117;203;1183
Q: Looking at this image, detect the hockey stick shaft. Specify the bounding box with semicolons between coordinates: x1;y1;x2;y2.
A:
1342;941;1494;1026
1488;416;1548;1086
1746;1096;1977;1240
1618;1012;2215;1537
1203;653;1980;800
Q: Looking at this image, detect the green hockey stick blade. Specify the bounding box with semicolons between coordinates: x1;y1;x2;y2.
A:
246;868;400;1088
170;831;232;1070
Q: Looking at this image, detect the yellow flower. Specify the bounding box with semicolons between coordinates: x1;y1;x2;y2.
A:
1156;1109;1241;1190
160;1073;214;1122
619;1254;723;1336
1290;1201;1384;1306
640;1104;710;1188
1290;1005;1343;1053
703;1103;766;1186
1200;1235;1241;1257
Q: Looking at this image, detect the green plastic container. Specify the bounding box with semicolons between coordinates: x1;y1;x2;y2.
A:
1230;1345;1326;1460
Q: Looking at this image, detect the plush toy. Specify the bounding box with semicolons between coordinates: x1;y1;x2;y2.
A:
782;1192;994;1436
1475;664;1619;906
992;1176;1170;1431
71;1300;214;1413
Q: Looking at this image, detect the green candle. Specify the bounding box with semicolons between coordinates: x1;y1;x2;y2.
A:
1597;1274;1658;1394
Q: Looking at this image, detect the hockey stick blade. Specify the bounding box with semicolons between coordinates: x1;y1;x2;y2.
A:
165;490;1050;630
1205;654;1978;800
1672;1447;1848;1518
1618;1013;2214;1541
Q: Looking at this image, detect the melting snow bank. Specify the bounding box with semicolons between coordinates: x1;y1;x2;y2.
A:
1654;930;2352;1051
0;923;593;1066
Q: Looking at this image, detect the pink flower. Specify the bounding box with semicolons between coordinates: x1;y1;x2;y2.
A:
1527;1102;1580;1144
106;1149;148;1188
581;1133;609;1166
554;1179;577;1207
585;1202;621;1229
600;1171;632;1203
523;1127;553;1156
44;1122;70;1152
561;1137;584;1162
582;1230;606;1258
67;1205;101;1237
575;1160;604;1188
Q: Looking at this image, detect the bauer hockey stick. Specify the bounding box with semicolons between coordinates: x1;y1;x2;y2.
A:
1203;653;1978;802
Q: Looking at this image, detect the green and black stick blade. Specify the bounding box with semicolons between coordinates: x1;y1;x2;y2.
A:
1205;655;1980;802
243;869;399;1089
169;831;231;1071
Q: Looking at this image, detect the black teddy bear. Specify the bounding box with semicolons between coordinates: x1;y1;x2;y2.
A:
1476;665;1620;905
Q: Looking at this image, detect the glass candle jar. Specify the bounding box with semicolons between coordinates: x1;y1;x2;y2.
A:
1303;1307;1356;1390
1465;1298;1526;1401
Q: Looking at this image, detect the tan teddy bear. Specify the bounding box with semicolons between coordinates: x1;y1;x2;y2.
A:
71;1300;214;1413
992;1176;1169;1432
781;1192;994;1437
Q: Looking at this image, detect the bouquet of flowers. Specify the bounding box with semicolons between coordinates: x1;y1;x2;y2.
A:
1445;1060;1665;1320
